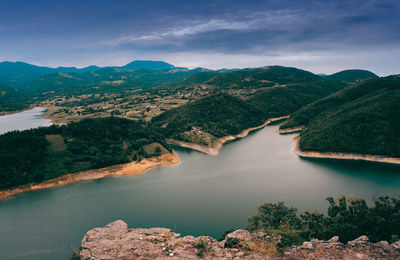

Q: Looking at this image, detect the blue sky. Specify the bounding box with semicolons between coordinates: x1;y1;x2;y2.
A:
0;0;399;75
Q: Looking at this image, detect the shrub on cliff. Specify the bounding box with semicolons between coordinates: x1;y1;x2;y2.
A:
247;195;400;246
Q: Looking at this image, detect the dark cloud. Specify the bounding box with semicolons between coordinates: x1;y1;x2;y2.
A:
0;0;399;74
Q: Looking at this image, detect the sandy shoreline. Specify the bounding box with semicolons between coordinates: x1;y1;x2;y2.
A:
278;126;304;134
292;136;400;165
169;116;290;155
0;152;179;200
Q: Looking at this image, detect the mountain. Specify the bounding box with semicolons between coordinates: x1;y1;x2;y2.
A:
248;79;343;119
25;67;201;97
297;75;400;157
0;61;101;88
326;69;378;82
280;74;386;130
121;60;180;70
0;60;183;88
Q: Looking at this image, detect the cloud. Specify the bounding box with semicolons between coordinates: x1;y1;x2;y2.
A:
0;0;399;75
102;19;253;46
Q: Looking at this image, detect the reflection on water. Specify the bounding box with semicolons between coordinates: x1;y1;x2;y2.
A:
0;124;399;259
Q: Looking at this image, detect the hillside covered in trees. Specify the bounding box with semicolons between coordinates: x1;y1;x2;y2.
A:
295;75;400;157
0;117;171;190
151;93;267;141
325;69;378;83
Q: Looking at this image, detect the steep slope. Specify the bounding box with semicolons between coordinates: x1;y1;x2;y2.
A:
152;93;266;140
281;75;390;130
298;75;400;158
326;69;378;82
248;80;343;119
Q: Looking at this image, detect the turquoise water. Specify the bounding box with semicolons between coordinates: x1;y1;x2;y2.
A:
0;111;399;259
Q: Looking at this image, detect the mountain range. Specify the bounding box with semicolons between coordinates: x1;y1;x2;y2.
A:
0;60;182;88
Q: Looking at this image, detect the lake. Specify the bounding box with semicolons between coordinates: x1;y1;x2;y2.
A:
0;107;52;135
0;110;399;259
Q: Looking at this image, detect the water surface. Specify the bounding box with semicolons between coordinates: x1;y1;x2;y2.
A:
0;114;399;259
0;107;52;134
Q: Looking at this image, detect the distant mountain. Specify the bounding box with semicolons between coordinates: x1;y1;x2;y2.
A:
0;61;101;88
298;75;400;157
26;66;200;97
0;60;185;88
326;69;378;82
121;60;181;70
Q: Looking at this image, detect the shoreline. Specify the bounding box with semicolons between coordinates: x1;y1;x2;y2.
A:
0;105;37;117
0;152;180;200
278;126;304;134
292;136;400;165
169;115;290;155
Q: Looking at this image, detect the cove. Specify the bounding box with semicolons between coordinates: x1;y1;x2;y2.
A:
0;123;400;259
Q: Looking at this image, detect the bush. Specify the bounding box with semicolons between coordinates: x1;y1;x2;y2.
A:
247;195;400;247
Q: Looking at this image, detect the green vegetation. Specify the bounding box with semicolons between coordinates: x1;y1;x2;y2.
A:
248;80;342;118
296;76;400;157
326;69;378;82
247;195;400;247
281;75;396;130
0;83;31;112
0;117;170;190
152;93;266;140
193;238;212;258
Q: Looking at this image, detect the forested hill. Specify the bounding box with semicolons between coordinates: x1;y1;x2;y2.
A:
151;93;266;140
0;60;181;88
297;75;400;157
0;83;30;112
326;69;378;82
151;77;343;145
0;117;171;190
281;75;393;130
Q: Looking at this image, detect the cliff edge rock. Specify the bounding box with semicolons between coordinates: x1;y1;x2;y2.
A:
79;220;400;259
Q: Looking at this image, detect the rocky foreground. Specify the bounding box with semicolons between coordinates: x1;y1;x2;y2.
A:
79;220;400;259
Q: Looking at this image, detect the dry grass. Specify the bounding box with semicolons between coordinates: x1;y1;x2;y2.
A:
45;134;67;152
245;239;279;257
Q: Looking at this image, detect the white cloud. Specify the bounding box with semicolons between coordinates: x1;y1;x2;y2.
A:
102;19;252;46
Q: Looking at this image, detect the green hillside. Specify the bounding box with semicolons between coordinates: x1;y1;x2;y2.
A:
0;83;30;111
281;76;390;130
0;61;101;88
151;93;266;140
298;75;400;157
249;80;343;119
326;69;378;82
26;67;200;97
0;117;170;190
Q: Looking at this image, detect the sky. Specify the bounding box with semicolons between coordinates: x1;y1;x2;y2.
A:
0;0;399;75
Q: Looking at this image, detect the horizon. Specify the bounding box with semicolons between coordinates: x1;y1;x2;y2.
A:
0;0;399;76
0;59;388;77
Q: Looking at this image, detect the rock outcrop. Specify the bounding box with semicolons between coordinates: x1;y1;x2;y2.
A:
79;220;400;259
